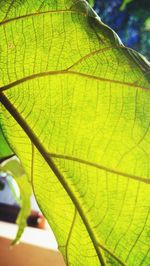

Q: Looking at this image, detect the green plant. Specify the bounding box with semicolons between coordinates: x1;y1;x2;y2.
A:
0;0;150;265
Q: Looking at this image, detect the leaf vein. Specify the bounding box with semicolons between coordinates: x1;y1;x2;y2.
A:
1;70;149;92
0;9;88;27
48;153;150;184
0;92;106;266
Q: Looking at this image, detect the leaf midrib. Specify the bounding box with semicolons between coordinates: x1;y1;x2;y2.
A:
3;152;150;184
0;92;106;266
48;153;150;184
0;92;129;266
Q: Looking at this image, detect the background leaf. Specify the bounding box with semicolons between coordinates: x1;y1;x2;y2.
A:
0;0;150;265
0;157;31;244
120;0;134;11
0;128;13;160
88;0;95;7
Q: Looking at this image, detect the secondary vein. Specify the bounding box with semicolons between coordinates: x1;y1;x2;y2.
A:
0;69;149;92
0;92;106;266
48;153;150;184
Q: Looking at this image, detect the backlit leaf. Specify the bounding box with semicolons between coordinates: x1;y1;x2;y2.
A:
88;0;94;7
0;128;13;160
0;0;150;265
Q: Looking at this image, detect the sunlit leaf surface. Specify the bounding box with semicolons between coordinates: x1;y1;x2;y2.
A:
0;0;150;265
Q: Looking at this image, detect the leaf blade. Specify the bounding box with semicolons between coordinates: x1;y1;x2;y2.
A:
0;0;150;265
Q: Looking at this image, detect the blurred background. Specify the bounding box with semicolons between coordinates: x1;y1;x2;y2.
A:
90;0;150;60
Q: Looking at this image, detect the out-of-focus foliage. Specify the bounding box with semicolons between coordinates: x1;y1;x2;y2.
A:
88;0;94;7
0;157;31;245
0;128;13;160
90;0;150;60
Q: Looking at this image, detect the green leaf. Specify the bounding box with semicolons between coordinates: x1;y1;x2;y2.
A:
0;0;150;265
88;0;94;7
120;0;134;11
1;157;31;244
145;17;150;30
0;128;13;160
12;173;31;245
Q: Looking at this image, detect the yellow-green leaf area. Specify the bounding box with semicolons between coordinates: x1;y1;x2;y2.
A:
0;0;150;265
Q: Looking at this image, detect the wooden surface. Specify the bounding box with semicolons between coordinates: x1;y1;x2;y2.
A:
0;238;66;266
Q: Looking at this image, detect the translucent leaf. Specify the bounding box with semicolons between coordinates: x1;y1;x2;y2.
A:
0;128;13;160
0;0;150;265
88;0;94;7
120;0;134;11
